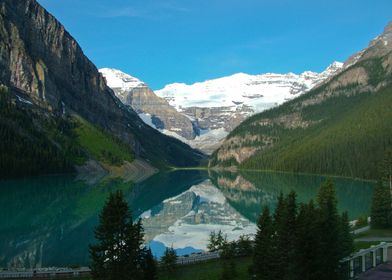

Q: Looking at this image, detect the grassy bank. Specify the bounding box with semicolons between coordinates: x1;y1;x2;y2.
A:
356;228;392;239
159;257;252;280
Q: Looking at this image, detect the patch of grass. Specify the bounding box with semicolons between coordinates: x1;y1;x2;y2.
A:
159;257;252;280
353;241;381;252
74;117;134;165
356;228;392;238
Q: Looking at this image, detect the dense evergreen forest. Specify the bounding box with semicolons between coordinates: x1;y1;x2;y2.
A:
0;86;74;178
211;57;392;180
0;86;135;179
241;84;392;179
252;180;353;280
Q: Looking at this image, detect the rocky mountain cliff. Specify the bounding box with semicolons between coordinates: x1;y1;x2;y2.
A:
0;0;204;178
210;22;392;179
99;68;196;140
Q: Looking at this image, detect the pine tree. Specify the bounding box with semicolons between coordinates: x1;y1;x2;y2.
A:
253;206;275;280
220;241;237;280
272;192;286;274
272;191;298;279
380;149;392;196
143;249;157;280
339;211;353;259
89;191;145;280
316;179;340;280
370;181;392;228
161;247;177;278
207;230;227;252
295;201;319;280
236;234;253;257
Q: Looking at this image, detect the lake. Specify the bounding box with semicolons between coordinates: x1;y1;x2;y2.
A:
0;170;374;268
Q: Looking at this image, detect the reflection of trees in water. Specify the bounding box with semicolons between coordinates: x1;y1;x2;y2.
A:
0;170;372;269
0;170;207;269
210;171;375;223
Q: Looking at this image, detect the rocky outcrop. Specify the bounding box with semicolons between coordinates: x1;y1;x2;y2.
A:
0;0;204;169
99;69;196;140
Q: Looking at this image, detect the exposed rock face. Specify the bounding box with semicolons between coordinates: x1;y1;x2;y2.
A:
99;68;196;140
215;134;275;165
0;0;204;168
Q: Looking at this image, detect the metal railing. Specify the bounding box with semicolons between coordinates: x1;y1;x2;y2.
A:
340;242;391;279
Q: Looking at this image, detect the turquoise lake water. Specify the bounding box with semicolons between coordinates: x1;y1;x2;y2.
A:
0;170;374;268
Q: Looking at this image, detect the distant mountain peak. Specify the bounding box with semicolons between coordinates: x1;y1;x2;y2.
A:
99;68;147;90
326;61;344;71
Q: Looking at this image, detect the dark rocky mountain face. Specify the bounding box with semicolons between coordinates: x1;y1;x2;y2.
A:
0;0;204;175
98;71;197;140
210;21;392;179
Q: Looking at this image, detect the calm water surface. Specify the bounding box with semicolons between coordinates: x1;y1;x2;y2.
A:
0;170;374;268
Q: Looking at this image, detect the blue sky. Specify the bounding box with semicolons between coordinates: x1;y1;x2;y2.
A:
39;0;391;89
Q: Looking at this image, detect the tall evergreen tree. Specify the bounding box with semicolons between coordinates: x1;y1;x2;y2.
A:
295;201;319;280
207;230;227;252
236;234;253;257
161;247;178;278
272;192;286;274
380;149;392;195
282;191;298;279
316;179;340;280
253;206;275;280
220;241;237;280
89;191;144;280
143;249;158;280
370;181;392;228
339;211;353;259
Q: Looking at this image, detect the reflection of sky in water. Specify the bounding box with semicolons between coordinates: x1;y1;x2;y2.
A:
141;180;257;257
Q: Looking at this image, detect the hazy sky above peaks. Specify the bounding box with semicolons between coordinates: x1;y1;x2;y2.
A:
39;0;392;89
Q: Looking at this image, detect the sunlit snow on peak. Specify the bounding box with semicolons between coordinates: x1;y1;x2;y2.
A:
99;68;146;90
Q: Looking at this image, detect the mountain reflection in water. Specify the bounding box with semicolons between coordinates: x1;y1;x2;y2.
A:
0;170;373;268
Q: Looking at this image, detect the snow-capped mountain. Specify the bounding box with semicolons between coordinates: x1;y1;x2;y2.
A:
100;63;343;154
99;68;196;140
99;68;147;103
154;62;343;152
155;62;343;112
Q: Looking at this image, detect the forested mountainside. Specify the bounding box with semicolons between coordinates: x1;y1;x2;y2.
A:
210;22;392;180
0;0;204;178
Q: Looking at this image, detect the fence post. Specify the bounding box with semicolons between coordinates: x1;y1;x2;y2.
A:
349;259;354;278
361;255;366;273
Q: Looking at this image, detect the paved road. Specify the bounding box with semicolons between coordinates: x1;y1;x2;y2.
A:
358;262;392;279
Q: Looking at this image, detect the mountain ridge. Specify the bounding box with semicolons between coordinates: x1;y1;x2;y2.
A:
101;62;343;153
209;21;392;179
